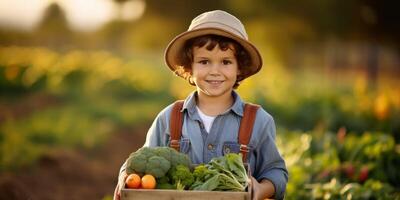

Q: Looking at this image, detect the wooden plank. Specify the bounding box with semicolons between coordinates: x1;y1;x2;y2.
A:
121;189;249;200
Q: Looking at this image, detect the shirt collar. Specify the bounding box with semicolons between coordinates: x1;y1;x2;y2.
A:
182;91;201;121
230;91;245;117
182;90;245;119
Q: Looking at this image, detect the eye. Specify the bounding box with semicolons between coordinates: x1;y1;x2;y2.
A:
198;60;209;65
222;60;232;65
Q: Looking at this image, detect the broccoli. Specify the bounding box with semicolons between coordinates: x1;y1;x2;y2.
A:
157;176;170;184
154;147;174;161
168;164;194;190
127;152;147;173
156;182;175;190
193;164;208;182
145;156;171;178
125;146;191;178
151;146;190;168
156;176;175;189
170;152;190;168
192;164;218;182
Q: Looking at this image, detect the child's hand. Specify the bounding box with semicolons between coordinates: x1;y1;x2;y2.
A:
249;176;275;200
113;171;128;200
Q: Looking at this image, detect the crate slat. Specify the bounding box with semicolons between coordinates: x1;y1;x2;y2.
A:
121;188;250;200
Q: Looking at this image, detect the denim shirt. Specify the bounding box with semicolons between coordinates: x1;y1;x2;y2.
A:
121;91;288;199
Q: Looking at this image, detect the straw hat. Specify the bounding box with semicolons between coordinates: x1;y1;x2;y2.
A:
164;10;262;79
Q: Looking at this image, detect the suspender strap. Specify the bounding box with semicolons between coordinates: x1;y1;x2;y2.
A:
238;103;260;162
169;100;184;151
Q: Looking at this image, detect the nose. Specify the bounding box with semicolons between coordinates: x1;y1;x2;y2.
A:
209;63;221;76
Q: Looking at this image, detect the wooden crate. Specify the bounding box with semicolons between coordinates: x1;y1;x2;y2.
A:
121;188;250;200
121;164;251;200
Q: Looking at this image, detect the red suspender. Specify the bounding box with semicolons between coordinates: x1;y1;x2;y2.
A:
238;103;259;162
169;100;184;151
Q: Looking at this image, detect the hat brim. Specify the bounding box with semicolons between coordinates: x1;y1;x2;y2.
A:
164;27;262;79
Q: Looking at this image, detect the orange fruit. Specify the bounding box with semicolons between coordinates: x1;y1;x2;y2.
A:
125;173;141;189
141;174;156;189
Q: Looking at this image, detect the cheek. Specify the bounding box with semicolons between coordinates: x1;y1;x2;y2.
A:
224;67;239;77
191;65;205;76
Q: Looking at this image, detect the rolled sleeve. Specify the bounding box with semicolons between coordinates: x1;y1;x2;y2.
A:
143;105;171;147
253;113;288;200
260;169;288;200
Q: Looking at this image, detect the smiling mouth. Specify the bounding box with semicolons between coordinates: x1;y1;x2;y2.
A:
206;80;224;84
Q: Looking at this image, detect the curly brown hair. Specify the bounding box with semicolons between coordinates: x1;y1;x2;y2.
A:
173;34;252;89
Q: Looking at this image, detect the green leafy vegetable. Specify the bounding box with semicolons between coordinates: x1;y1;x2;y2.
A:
168;164;194;190
191;153;249;191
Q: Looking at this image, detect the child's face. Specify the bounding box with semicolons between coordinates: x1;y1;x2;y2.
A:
191;43;240;98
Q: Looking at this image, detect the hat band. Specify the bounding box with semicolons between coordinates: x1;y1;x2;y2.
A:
189;21;248;40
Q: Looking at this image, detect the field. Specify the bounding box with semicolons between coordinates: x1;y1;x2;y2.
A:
0;46;399;199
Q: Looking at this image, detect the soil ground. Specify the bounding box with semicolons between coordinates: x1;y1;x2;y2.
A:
0;125;148;200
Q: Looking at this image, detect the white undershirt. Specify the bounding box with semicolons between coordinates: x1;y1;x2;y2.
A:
196;106;216;133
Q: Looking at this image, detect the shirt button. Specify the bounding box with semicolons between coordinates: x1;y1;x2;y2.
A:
207;144;213;150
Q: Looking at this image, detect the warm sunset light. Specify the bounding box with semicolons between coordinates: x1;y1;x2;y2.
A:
0;0;146;32
0;0;49;31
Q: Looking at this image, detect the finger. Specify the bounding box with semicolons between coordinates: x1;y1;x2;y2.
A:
114;184;122;199
249;176;258;200
249;176;257;186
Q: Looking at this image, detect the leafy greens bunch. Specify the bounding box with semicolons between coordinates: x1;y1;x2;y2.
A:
190;153;249;191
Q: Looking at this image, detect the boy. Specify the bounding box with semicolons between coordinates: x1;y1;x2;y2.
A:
114;10;288;200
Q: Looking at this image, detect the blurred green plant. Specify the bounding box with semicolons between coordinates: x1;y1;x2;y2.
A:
278;128;400;199
0;46;169;171
0;106;111;171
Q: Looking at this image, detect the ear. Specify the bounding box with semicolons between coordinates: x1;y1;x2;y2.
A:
188;76;196;86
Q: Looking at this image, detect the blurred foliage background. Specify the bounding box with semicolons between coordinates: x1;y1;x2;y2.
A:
0;0;399;199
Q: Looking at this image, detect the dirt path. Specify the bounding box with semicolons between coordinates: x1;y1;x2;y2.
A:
0;125;148;200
